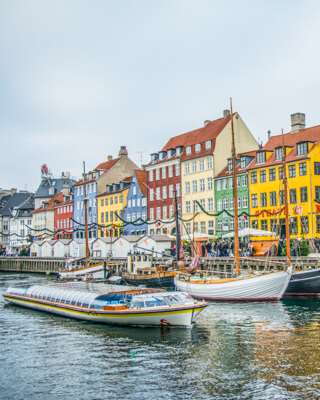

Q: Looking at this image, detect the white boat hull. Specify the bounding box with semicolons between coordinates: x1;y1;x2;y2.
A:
4;296;206;327
174;267;292;301
58;263;106;279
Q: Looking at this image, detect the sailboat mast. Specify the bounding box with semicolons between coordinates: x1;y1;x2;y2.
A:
230;99;240;275
83;161;90;267
281;130;291;267
174;189;180;263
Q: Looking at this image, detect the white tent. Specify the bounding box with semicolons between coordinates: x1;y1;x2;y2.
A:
181;233;217;240
222;228;277;238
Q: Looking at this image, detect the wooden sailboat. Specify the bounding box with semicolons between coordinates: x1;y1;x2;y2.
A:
174;100;292;300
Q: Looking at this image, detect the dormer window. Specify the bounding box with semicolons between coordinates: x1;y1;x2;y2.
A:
297;142;308;156
275;147;283;160
186;146;191;155
256;151;266;164
205;140;211;150
240;156;246;169
227;158;233;172
195;144;201;153
176;146;183;156
49;188;54;195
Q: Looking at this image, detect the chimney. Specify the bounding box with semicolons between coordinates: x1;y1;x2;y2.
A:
267;130;271;140
62;182;69;195
204;120;211;126
291;113;305;133
11;188;17;196
223;110;230;118
118;146;128;157
107;155;113;162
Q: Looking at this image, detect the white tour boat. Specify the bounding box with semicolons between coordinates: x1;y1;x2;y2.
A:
3;285;207;327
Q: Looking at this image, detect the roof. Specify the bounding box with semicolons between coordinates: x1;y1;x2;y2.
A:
94;237;118;244
249;124;320;170
34;177;76;199
134;170;147;196
121;235;143;242
0;192;33;217
55;239;72;245
215;150;257;178
146;234;172;242
32;192;64;214
94;157;122;172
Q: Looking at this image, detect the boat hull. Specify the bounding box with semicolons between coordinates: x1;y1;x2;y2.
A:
122;273;175;288
4;295;206;327
58;263;106;280
285;268;320;296
174;267;292;301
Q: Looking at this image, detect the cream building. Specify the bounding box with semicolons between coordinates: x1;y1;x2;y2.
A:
181;110;259;236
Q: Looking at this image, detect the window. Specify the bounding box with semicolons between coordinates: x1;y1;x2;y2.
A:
297;142;308;156
300;216;309;234
149;189;154;201
199;159;204;171
316;186;320;201
217;180;221;191
207;157;213;169
132;199;136;207
315;162;320;175
192;181;197;192
275;147;283;160
156;207;161;220
217;199;222;211
252;220;258;229
261;220;268;230
162;186;167;199
279;190;285;206
185;182;190;194
240;156;246;169
162;167;166;179
192;161;197;173
156;169;160;180
290;189;297;204
228;158;233;172
186;222;191;234
194;222;198;233
208;220;214;234
200;221;206;233
150;208;154;220
110;212;113;222
186;146;191;155
242;175;248;187
269;168;276;181
237;176;240;187
229;198;234;209
101;213;104;223
163;206;167;219
105;212;109;222
251;172;257;184
228;178;233;189
223;199;228;210
105;199;108;205
299;162;307;176
260;170;266;183
289;165;296;178
207;177;213;190
142;197;146;207
208;198;213;211
169;205;174;217
199;199;205;210
169;185;174;198
230;218;234;231
186;201;191;214
115;197;118;204
176;183;181;197
217;219;222;231
278;167;284;180
256;151;266;164
168;165;173;177
149;170;153;182
260;193;267;207
222;179;228;190
251;194;258;208
195;143;201;153
185;163;190;174
242;196;248;208
238;197;241;209
200;179;205;191
110;198;113;205
205;140;211;150
156;187;160;200
300;187;308;202
317;215;320;233
175;164;180;176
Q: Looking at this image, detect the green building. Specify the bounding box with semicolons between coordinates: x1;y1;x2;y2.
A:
214;152;256;238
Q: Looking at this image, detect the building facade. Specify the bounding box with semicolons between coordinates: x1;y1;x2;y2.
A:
54;194;74;239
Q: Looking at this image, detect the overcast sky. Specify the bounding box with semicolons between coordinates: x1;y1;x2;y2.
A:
1;0;320;192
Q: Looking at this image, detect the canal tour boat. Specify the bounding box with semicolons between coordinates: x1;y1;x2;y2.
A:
57;259;122;281
3;285;207;327
174;101;293;301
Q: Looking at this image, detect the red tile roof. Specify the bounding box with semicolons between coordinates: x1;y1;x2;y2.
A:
32;192;64;214
94;157;121;171
249;125;320;169
215;151;257;178
134;170;147;196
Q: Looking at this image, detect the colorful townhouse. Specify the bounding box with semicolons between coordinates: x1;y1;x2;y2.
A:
73;146;139;241
96;177;131;238
54;193;74;239
214;152;256;238
248;113;320;239
181;110;259;236
123;170;148;235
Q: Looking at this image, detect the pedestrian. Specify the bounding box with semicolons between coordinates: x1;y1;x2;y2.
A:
201;242;206;257
206;241;212;257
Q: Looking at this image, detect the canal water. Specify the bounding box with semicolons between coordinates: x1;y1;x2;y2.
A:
1;273;320;400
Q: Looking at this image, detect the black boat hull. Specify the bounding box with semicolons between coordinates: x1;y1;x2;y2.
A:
285;268;320;296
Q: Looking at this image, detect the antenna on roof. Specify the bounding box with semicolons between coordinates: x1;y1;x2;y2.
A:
137;151;146;167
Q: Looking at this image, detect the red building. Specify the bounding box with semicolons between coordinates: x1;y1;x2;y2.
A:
54;194;74;239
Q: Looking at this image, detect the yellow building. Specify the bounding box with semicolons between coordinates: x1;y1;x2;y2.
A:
249;114;320;240
181;111;259;236
96;178;131;238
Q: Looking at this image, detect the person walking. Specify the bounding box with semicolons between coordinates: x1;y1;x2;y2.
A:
206;241;212;257
201;242;206;257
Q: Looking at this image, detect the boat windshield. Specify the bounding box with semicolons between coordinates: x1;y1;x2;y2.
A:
130;296;167;308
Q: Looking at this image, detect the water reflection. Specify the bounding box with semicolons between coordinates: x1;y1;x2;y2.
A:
1;273;320;400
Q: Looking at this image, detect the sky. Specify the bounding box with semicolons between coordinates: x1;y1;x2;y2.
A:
1;0;320;192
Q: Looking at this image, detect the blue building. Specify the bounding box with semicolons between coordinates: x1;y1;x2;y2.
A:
123;170;148;235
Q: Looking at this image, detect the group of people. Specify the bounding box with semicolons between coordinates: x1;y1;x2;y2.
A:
201;240;256;258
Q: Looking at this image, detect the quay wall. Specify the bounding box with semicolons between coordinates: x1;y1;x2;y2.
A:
0;256;319;275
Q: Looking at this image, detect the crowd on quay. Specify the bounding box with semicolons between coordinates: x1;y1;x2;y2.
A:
201;240;256;258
